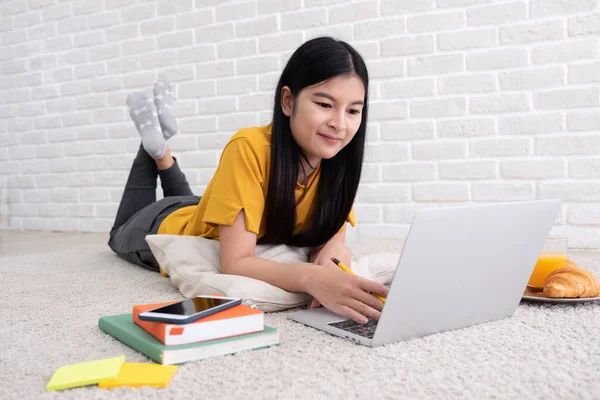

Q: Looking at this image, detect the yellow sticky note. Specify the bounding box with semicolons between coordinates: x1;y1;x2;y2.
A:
46;355;126;391
99;363;178;389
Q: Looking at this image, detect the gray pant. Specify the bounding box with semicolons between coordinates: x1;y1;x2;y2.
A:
108;145;200;272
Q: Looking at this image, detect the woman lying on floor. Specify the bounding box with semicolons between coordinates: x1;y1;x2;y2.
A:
108;36;388;325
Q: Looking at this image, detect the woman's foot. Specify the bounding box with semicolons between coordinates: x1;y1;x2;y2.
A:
153;74;178;140
126;92;167;159
155;145;175;170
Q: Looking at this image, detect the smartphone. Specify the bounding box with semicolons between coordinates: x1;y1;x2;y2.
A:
138;295;242;324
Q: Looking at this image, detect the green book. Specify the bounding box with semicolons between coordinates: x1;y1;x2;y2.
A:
99;313;279;365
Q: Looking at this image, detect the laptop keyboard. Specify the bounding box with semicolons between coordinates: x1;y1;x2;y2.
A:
328;319;378;339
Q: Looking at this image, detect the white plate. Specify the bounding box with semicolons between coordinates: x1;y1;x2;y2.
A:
522;292;600;304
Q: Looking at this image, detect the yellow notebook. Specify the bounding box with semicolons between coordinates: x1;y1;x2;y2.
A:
46;355;126;391
98;362;178;388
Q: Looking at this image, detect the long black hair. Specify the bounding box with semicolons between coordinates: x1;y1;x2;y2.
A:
259;37;369;248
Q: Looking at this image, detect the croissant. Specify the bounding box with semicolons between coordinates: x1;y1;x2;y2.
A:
543;263;600;298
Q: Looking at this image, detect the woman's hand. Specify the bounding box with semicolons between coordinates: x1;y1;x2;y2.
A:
302;265;389;324
308;229;357;312
309;240;350;310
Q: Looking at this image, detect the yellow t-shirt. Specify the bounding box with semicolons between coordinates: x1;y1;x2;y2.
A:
158;124;356;240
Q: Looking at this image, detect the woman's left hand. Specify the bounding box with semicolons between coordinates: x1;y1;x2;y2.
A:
309;240;353;310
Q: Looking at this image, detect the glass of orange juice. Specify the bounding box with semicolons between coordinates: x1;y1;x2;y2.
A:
528;235;568;289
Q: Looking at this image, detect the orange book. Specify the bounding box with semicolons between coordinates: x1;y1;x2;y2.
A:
133;301;264;346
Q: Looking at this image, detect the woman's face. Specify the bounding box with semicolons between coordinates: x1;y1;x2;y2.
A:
281;74;366;166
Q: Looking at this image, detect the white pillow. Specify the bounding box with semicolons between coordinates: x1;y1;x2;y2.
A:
145;234;399;312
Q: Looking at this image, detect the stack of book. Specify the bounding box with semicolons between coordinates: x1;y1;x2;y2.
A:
99;300;279;365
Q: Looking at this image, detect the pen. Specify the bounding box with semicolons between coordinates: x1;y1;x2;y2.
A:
331;257;386;303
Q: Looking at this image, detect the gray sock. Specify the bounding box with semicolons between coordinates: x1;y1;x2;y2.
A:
126;92;166;159
153;74;178;140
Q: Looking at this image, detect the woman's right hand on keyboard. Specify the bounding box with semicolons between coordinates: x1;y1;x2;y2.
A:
302;265;389;324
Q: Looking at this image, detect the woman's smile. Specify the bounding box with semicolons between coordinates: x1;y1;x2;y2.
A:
318;132;343;145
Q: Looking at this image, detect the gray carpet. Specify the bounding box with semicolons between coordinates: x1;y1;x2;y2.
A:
1;235;600;400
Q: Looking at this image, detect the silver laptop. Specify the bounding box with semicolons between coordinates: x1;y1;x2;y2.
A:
288;200;561;347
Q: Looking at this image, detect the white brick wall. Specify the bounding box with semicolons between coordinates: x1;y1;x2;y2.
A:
1;0;600;249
